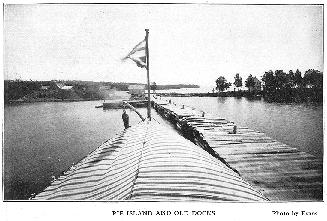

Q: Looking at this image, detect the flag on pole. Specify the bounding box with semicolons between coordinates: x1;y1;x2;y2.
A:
122;39;147;68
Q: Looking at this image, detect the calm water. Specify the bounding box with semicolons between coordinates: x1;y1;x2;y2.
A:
167;96;323;160
3;101;171;200
4;98;323;200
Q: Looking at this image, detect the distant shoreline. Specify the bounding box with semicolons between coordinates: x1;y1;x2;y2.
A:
4;80;200;104
6;98;103;104
156;92;263;99
5;92;236;104
6;90;322;104
156;90;323;103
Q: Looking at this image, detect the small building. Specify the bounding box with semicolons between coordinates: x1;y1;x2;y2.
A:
55;82;65;89
55;82;73;90
61;85;73;90
41;85;50;90
99;86;111;91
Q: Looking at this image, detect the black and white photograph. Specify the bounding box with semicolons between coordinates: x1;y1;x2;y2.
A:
1;1;325;220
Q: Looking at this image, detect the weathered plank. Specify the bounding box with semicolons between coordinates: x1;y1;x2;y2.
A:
153;98;323;201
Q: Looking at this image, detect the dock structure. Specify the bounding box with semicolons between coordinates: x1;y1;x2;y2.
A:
152;97;323;201
102;99;148;109
33;120;267;201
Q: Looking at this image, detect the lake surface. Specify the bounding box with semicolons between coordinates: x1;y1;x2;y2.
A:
3;101;172;200
166;96;323;160
3;97;323;200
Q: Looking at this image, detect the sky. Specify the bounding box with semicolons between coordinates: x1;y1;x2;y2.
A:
4;4;323;87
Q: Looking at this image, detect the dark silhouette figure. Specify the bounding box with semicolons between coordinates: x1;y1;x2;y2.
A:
122;109;130;129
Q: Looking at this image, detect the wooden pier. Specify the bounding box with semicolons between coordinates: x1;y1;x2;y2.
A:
152;98;323;201
33;121;267;201
102;100;148;109
33;97;322;201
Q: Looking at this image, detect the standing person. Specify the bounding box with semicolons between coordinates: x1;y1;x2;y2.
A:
122;109;130;129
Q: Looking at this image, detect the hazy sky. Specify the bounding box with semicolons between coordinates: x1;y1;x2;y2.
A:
4;4;323;86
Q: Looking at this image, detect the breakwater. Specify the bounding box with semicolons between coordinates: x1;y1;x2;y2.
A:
152;97;323;201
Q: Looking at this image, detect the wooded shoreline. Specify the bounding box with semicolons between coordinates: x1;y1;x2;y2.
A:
157;88;323;103
4;80;199;104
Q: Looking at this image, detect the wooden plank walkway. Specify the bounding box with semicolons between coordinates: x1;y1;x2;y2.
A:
33;121;268;201
153;97;323;201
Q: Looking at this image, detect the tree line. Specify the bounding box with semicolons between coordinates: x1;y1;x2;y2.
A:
4;80;104;102
215;69;323;102
4;79;200;103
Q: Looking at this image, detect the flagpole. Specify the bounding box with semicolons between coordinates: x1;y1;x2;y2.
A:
145;29;151;120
